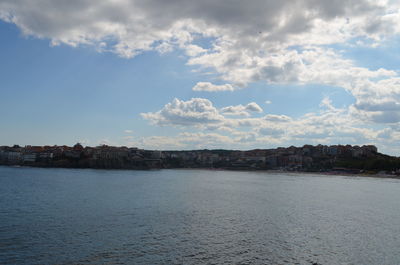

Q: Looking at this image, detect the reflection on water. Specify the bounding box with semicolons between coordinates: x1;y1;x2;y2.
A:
1;166;400;264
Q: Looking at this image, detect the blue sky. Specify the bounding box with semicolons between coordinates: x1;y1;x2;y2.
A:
1;1;400;155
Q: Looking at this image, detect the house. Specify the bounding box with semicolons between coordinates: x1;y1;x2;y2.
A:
7;151;22;163
23;153;37;163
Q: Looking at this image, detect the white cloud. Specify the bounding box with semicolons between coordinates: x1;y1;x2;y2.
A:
132;132;237;150
264;114;292;122
347;78;400;124
141;98;224;126
246;102;263;113
258;126;285;137
221;102;263;117
140;97;400;154
192;82;235;92
135;136;186;150
185;44;207;57
142;98;264;126
2;1;399;99
1;1;398;60
319;97;337;111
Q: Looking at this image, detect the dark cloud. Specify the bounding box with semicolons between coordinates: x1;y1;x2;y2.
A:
0;0;388;53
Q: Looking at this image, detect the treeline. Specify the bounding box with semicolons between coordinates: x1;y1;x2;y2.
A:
335;155;400;172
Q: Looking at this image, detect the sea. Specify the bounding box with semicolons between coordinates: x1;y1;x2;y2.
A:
0;166;399;265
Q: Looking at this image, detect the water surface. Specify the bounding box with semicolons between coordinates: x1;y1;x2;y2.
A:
1;166;400;264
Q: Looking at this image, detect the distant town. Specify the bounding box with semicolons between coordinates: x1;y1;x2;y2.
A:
1;144;400;175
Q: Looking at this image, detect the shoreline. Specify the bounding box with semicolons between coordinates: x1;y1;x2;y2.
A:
2;164;400;180
170;167;400;180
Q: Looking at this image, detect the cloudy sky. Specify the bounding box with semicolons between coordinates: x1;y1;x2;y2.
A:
1;0;400;155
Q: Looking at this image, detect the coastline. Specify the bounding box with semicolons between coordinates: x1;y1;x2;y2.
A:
2;144;399;177
3;164;400;180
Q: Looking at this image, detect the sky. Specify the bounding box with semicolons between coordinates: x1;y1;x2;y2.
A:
1;0;400;155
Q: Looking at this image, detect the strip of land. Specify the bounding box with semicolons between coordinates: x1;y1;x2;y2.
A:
1;144;399;176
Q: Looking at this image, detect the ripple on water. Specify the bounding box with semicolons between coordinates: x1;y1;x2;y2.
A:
1;167;400;264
